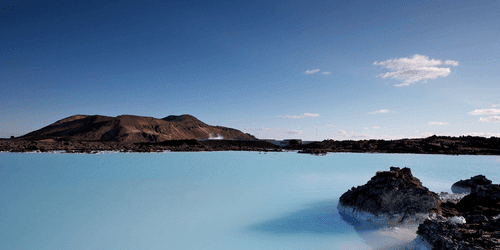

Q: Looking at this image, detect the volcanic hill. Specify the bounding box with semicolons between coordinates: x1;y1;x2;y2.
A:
19;114;256;143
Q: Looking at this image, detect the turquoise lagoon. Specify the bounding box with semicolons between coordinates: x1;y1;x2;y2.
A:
1;152;499;250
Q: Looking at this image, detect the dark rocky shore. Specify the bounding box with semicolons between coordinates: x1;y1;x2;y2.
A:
0;139;281;153
338;168;500;249
1;135;500;155
292;135;500;155
2;114;499;155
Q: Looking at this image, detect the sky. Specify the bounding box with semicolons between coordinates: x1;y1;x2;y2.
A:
1;0;499;141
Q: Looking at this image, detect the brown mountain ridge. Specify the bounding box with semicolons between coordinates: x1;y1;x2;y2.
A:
20;114;256;142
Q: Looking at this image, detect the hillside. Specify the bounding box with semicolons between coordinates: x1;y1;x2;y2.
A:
19;114;255;142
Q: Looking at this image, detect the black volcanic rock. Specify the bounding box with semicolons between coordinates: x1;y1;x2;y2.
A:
451;175;492;194
339;167;439;216
417;183;500;249
456;184;500;217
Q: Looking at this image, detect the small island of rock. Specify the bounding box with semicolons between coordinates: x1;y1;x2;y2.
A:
338;167;440;227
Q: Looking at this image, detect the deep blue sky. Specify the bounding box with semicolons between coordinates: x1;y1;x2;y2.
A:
1;0;499;140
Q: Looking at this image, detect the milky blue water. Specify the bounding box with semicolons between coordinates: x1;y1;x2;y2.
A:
1;152;499;250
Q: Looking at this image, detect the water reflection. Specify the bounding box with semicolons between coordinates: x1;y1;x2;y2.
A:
338;208;420;249
247;200;352;234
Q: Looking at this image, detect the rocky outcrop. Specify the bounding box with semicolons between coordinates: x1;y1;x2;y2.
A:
417;183;500;249
338;167;440;226
451;175;492;194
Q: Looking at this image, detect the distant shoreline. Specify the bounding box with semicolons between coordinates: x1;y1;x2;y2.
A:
1;136;499;155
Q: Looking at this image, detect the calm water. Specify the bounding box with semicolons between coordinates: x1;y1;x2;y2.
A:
1;152;499;250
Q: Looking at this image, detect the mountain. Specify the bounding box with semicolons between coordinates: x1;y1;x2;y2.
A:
20;114;256;142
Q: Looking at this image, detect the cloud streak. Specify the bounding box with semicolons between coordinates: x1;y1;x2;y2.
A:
374;54;458;87
468;109;500;115
287;130;303;135
369;109;390;114
479;116;500;122
280;113;320;119
429;122;449;125
305;69;320;74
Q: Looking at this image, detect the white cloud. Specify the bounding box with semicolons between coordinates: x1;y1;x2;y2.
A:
429;122;449;125
305;69;320;74
321;71;331;75
374;54;458;87
372;126;381;129
479;116;500;122
280;113;320;119
492;104;500;107
326;124;334;127
468;109;500;115
338;130;349;137
444;60;459;66
287;130;303;135
369;109;390;114
243;127;271;131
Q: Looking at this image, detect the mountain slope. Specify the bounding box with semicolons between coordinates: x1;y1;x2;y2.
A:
21;114;255;142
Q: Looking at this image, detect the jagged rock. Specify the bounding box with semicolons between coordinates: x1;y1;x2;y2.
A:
451;175;492;194
338;167;439;226
456;184;500;216
417;183;500;249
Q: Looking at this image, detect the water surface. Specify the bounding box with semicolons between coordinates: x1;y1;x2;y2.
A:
1;152;499;249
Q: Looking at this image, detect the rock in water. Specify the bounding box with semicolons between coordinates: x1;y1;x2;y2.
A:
339;167;439;216
451;175;492;194
417;184;500;249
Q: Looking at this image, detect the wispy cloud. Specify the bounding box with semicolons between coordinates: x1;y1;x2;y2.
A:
374;54;458;87
279;113;320;119
305;69;320;74
369;109;390;114
364;126;381;130
468;109;500;115
287;130;303;135
243;127;271;131
492;104;500;107
479;116;500;122
429;122;449;125
321;71;331;75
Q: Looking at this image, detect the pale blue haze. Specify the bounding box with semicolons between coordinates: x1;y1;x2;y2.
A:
1;152;499;249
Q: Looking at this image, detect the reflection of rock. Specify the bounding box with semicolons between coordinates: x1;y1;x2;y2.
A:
417;184;500;249
451;175;492;194
338;167;439;226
